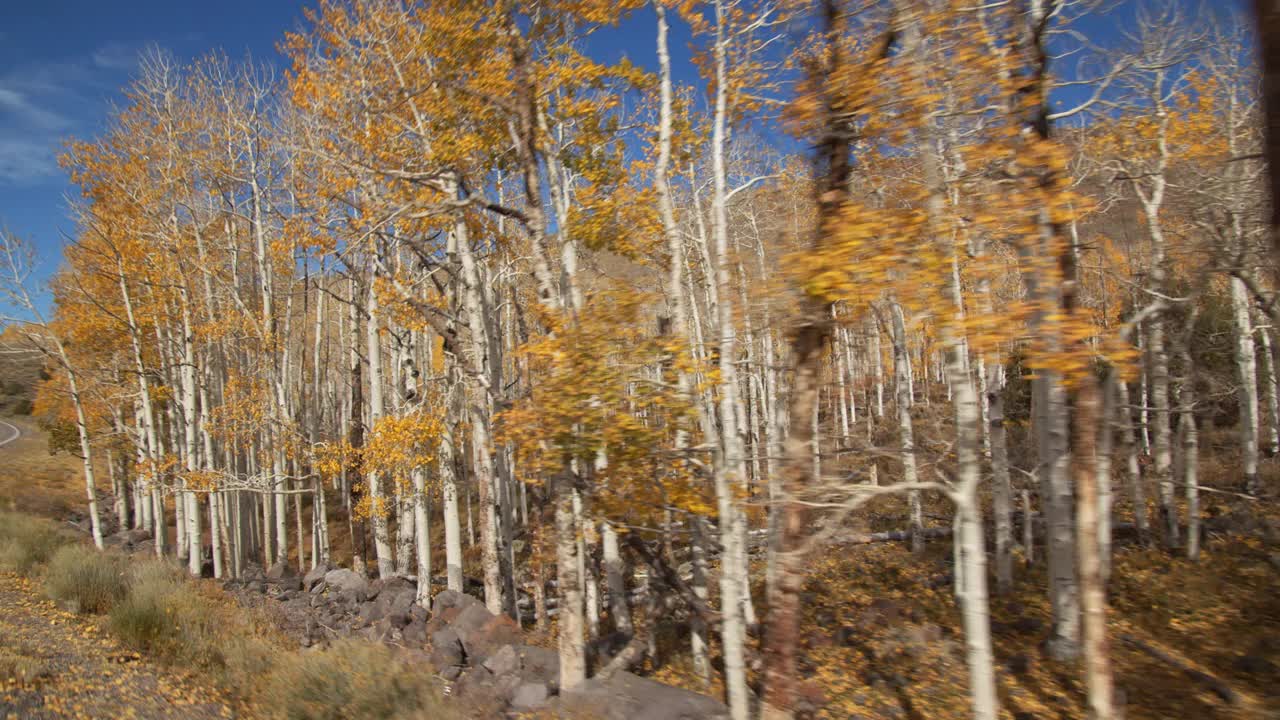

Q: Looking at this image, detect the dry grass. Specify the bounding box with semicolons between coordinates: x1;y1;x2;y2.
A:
0;509;74;572
260;640;464;720
0;416;93;520
44;544;130;613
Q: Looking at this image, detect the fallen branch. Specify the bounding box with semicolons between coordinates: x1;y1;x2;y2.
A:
1120;634;1240;705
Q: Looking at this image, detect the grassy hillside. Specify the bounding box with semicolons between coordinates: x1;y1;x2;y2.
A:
0;346;45;417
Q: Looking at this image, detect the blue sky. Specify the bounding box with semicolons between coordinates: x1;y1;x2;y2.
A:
0;0;1248;310
0;0;701;306
0;0;309;301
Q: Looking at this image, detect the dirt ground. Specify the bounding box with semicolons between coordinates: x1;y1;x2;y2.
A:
0;571;232;720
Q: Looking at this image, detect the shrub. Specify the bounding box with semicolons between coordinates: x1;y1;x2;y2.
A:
0;511;72;572
108;565;223;666
109;561;278;682
262;641;460;720
44;544;129;613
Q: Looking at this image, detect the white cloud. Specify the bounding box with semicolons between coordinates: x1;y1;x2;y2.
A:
0;138;58;184
0;86;73;130
91;43;140;72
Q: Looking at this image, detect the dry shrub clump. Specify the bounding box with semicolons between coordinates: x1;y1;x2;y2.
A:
0;510;73;572
43;544;129;613
109;558;279;684
261;640;462;720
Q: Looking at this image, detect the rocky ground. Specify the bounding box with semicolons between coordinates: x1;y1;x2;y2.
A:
0;570;232;720
209;553;731;719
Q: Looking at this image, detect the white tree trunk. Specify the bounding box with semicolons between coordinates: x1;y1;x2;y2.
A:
365;278;396;577
1230;277;1260;493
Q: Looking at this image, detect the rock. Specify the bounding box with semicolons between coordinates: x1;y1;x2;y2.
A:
388;611;411;629
373;587;416;622
325;569;368;597
266;561;294;581
556;671;730;720
512;645;560;688
449;602;520;664
430;627;465;669
247;580;265;594
440;665;463;681
335;588;367;607
432;589;483;615
272;576;303;592
455;667;521;707
369;576;415;601
590;631;631;661
402;619;428;646
107;527;153;549
303;562;335;591
483;644;519;677
510;682;549;711
428;589;485;632
364;618;394;642
359;601;386;625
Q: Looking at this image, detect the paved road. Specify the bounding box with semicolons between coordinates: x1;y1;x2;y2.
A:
0;419;20;448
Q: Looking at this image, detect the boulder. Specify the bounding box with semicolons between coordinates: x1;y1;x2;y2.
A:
358;601;385;625
454;667;522;707
266;561;294;581
512;645;560;688
324;568;369;597
335;588;367;607
373;586;416;621
402;618;428;646
429;627;465;669
556;671;730;720
510;682;550;712
303;562;335;591
482;644;519;677
451;603;521;664
429;589;486;632
369;576;415;601
107;527;152;550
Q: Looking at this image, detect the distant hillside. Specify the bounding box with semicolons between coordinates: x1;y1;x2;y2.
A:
0;346;46;416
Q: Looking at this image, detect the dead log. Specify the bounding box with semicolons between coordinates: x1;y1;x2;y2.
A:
1120;634;1240;705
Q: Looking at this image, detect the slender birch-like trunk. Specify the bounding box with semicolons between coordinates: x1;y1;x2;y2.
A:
365;269;396;578
1229;278;1261;494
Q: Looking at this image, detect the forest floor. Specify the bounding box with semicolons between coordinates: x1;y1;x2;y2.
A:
0;570;233;720
4;413;1280;720
0;416;231;719
643;446;1280;720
